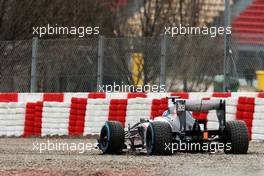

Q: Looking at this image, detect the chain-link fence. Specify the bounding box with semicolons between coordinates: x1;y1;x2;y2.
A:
36;38;99;92
0;40;32;92
0;34;263;92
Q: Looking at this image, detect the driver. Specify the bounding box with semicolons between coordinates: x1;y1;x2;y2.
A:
162;104;175;117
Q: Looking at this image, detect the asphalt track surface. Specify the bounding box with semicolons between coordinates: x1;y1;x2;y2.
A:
0;138;263;176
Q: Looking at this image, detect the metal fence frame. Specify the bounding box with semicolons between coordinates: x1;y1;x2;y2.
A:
29;36;169;92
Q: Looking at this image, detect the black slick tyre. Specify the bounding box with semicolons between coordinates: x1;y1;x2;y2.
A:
146;121;173;155
99;121;125;154
224;120;249;154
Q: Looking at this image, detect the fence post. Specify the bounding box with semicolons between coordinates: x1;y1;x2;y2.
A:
223;0;231;91
97;36;104;91
30;37;38;92
160;35;167;89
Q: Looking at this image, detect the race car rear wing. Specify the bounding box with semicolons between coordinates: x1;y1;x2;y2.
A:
185;99;225;112
167;97;226;131
167;96;225;112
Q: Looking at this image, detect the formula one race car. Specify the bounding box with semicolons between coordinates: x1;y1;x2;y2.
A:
98;97;249;155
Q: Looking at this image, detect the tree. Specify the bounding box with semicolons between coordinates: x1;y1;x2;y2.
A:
0;0;225;92
0;0;116;92
112;0;224;91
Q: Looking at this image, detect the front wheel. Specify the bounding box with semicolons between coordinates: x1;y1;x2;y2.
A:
146;121;173;155
223;120;249;154
99;121;125;154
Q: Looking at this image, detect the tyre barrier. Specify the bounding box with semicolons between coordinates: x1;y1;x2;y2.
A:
20;97;170;136
1;92;264;103
151;98;168;118
125;98;152;128
24;103;36;137
0;102;26;136
108;99;127;128
0;93;263;140
34;102;43;136
84;99;110;135
41;102;71;136
69;98;87;136
237;97;264;141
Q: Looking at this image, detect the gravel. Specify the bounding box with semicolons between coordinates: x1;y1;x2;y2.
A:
0;138;263;176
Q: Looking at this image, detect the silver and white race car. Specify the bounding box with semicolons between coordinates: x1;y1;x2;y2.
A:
98;97;249;155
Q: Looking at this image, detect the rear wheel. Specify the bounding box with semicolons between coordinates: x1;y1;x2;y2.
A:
99;121;125;154
224;120;249;154
146;121;173;155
